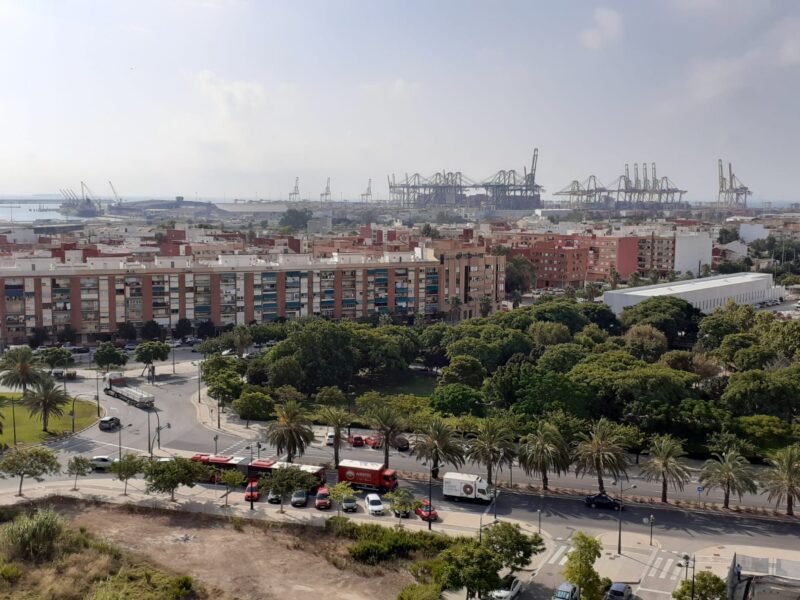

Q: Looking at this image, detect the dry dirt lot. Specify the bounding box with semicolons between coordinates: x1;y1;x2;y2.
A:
53;501;413;600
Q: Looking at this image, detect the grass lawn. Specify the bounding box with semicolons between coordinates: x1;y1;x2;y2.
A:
354;370;438;397
0;393;98;445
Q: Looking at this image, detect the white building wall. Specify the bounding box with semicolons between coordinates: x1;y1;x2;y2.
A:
739;223;768;243
674;233;712;275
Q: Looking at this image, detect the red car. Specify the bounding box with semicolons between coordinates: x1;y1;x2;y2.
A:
415;499;438;521
347;435;365;447
364;435;383;449
244;479;261;502
315;486;331;510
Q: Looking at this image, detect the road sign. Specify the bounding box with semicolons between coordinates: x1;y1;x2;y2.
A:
697;486;704;493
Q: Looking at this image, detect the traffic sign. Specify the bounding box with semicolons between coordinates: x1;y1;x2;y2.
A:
697;486;704;493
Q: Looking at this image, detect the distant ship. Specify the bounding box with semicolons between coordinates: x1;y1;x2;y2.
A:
59;184;103;218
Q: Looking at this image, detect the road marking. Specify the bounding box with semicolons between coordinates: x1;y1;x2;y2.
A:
659;559;674;578
649;557;663;577
558;554;569;566
635;588;673;595
548;545;568;565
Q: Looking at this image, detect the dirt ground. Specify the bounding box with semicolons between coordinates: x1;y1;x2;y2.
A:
54;501;413;600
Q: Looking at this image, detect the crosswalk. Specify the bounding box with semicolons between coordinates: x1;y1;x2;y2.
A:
646;557;682;580
546;544;571;566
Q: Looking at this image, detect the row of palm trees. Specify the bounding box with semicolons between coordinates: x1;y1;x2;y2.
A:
259;399;800;516
0;347;72;442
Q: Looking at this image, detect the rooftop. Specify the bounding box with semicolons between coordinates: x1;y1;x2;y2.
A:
605;273;774;299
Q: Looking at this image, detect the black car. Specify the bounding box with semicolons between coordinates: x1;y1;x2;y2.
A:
585;493;622;511
393;504;411;518
98;416;121;431
290;489;308;507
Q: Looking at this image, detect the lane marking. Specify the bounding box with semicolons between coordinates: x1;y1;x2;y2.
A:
635;588;673;595
649;557;663;577
660;559;674;578
548;545;568;565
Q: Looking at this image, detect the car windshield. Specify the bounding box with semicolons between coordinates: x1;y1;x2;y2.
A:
317;493;329;500
608;591;624;597
555;590;573;600
369;498;381;506
343;497;355;503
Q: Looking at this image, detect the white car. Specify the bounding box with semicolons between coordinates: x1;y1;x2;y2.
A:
487;575;522;600
325;431;335;446
365;493;385;516
90;455;117;470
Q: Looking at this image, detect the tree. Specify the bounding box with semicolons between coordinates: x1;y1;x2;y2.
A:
21;376;69;432
640;435;691;502
173;317;193;339
582;282;603;302
65;455;93;491
315;386;347;408
134;341;170;376
369;404;406;469
57;324;78;344
573;418;629;494
258;465;318;513
430;384;486;418
228;325;253;358
273;384;305;405
264;400;315;463
440;541;503;600
109;453;143;496
142;457;210;501
140;319;164;341
94;342;129;371
623;324;668;363
0;447;60;496
317;406;351;467
38;347;73;370
268;356;304;389
760;444;800;516
609;270;620;290
479;296;493;318
467;419;516;485
562;532;604;600
620;296;701;347
537;343;588;373
529;322;572;347
28;326;50;348
481;521;544;572
530;301;590;334
219;469;246;506
197;319;216;339
116;321;138;341
412;417;465;479
207;369;244;411
699;451;757;509
737;415;791;454
438;355;486;389
0;346;44;445
329;481;358;517
383;488;422;525
673;571;726;600
232;389;274;426
448;297;462;322
519;422;570;491
280;208;313;231
505;255;536;294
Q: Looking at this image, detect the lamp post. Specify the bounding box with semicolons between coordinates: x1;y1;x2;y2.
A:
612;479;637;555
422;461;433;531
648;514;655;546
149;422;171;456
118;423;131;459
213;434;219;454
256;442;262;459
95;372;101;417
69;393;92;433
680;554;696;600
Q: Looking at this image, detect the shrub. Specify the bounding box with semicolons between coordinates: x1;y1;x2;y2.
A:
0;508;64;562
168;575;194;599
230;516;244;532
336;519;455;564
0;562;23;584
325;516;360;539
397;582;443;600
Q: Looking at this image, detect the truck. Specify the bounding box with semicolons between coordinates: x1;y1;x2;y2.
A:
337;459;398;492
103;374;155;408
442;472;493;503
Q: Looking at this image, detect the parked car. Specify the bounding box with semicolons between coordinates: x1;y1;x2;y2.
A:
347;435;364;447
90;455;117;470
365;493;385;516
341;496;358;513
124;342;138;352
315;487;331;510
364;435;383;449
552;583;580;600
325;431;335;446
50;367;67;379
291;489;308;507
393;435;410;452
166;339;181;348
244;479;261;502
585;493;622;511
393;502;411;518
266;489;281;504
415;499;438;521
486;574;522;600
604;583;632;600
98;416;121;431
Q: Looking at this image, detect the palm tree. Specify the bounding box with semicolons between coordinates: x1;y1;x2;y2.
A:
264;400;315;462
317;406;350;468
573;418;629;494
369;405;405;469
699;451;757;509
519;422;570;491
21;377;69;432
639;435;691;502
412;417;465;479
760;444;800;516
466;419;516;485
0;346;44;445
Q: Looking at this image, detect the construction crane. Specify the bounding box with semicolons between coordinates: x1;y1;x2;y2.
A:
361;179;373;203
717;159;751;208
289;177;300;202
320;178;331;202
109;181;122;205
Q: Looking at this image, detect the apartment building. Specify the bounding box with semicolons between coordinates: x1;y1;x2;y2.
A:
0;246;504;345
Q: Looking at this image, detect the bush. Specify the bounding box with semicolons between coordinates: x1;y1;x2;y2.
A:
168;575;194;599
332;518;455;564
397;582;443;600
0;508;64;562
326;516;359;539
0;562;23;584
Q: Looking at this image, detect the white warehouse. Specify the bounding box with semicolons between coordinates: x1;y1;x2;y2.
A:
603;273;787;315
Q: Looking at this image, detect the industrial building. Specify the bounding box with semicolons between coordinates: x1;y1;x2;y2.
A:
602;273;787;315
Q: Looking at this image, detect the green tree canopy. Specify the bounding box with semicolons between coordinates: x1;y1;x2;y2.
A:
620;296;701;347
0;447;60;496
94;342;129;371
430;384;486;418
563;532;604;600
142;457;210;501
438;355;486;389
481;521;544;572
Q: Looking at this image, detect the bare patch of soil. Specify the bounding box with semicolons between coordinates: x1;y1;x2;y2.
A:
51;500;412;600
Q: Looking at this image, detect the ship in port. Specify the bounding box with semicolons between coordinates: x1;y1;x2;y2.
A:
59;183;103;218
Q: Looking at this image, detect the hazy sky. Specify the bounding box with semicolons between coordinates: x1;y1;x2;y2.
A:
1;0;798;203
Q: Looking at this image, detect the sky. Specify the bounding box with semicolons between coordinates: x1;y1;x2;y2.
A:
0;0;799;203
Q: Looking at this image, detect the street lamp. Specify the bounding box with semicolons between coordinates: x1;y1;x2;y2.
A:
647;514;655;546
149;422;171;456
612;479;637;555
422;461;433;531
213;434;219;454
256;442;262;459
679;554;696;600
538;493;544;534
70;393;93;433
118;423;132;459
95;372;101;417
